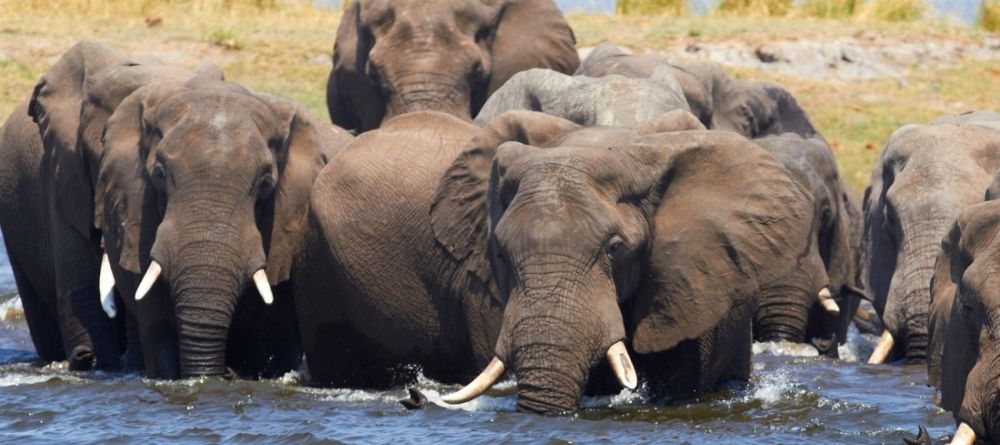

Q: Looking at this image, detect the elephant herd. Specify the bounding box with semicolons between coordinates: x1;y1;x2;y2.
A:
0;0;998;442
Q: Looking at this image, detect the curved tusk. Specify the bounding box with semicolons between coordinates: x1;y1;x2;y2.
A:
134;261;161;301
818;287;840;316
441;357;505;404
253;269;273;305
867;330;894;364
949;422;976;445
607;341;638;390
99;253;117;318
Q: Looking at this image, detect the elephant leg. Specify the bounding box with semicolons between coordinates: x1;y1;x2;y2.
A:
51;221;120;370
135;285;179;379
226;282;302;379
123;309;144;372
9;258;63;363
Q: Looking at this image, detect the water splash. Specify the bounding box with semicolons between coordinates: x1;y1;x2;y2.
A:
0;294;22;322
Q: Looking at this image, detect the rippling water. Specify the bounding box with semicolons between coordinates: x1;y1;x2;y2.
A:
0;233;953;444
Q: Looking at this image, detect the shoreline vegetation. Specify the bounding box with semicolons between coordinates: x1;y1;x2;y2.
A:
1;0;999;189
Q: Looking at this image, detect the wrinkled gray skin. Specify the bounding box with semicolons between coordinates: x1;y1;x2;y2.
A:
327;0;580;133
927;194;1000;442
0;40;223;371
0;103;67;364
296;110;814;414
752;133;867;355
863;111;1000;363
94;75;351;379
576;44;818;139
474;68;690;128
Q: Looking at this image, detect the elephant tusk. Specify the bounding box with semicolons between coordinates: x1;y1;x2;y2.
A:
818;287;840;316
134;261;162;301
441;357;505;404
867;330;894;364
949;423;976;445
99;253;116;318
253;269;273;305
607;341;638;390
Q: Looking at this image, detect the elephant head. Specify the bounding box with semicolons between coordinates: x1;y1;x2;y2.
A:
431;111;813;414
863;111;1000;364
328;0;580;132
473;68;690;128
94;77;335;378
751;133;867;355
927;199;1000;445
576;44;817;140
26;39;223;370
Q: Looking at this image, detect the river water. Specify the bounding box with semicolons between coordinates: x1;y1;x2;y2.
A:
0;233;955;444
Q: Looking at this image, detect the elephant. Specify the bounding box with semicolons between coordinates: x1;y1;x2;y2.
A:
473;68;691;128
863;111;1000;364
93;74;352;379
576;44;818;140
326;0;580;133
295;109;815;414
926;195;1000;445
0;40;223;371
0;103;67;364
751;133;867;356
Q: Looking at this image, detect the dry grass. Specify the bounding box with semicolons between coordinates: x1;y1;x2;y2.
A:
857;0;927;22
983;0;1000;32
715;0;794;17
0;1;997;191
617;0;686;16
798;0;859;19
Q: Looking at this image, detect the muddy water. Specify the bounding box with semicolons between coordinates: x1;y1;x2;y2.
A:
0;233;953;444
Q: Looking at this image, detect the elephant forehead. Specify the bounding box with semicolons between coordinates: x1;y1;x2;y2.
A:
507;145;627;184
155;92;282;135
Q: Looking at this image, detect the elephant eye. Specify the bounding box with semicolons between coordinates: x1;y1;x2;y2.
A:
258;169;275;199
150;161;167;191
606;236;630;260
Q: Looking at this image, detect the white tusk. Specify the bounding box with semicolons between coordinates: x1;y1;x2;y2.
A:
99;253;117;318
949;422;976;445
253;269;273;305
607;341;638;390
134;261;161;301
867;330;894;364
818;287;840;316
442;357;506;404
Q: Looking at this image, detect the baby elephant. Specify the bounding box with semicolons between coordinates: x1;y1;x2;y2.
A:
295;109;815;414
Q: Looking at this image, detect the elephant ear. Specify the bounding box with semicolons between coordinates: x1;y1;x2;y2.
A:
431;111;579;287
328;0;382;131
625;131;813;354
95;83;184;274
29;40;125;237
759;83;817;138
256;98;334;285
485;0;580;96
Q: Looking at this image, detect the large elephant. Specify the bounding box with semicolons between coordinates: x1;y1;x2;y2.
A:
926;194;1000;445
576;44;818;139
0;40;222;371
473;68;691;128
863;111;1000;364
93;75;351;379
0;103;67;364
326;0;580;133
752;133;867;355
295;109;814;414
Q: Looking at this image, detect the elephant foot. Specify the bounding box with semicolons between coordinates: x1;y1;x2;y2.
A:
69;345;95;371
399;387;427;410
902;425;931;445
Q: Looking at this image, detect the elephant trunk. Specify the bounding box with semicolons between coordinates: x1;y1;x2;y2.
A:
386;73;470;121
886;225;943;363
511;339;593;415
172;264;241;378
755;283;811;343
